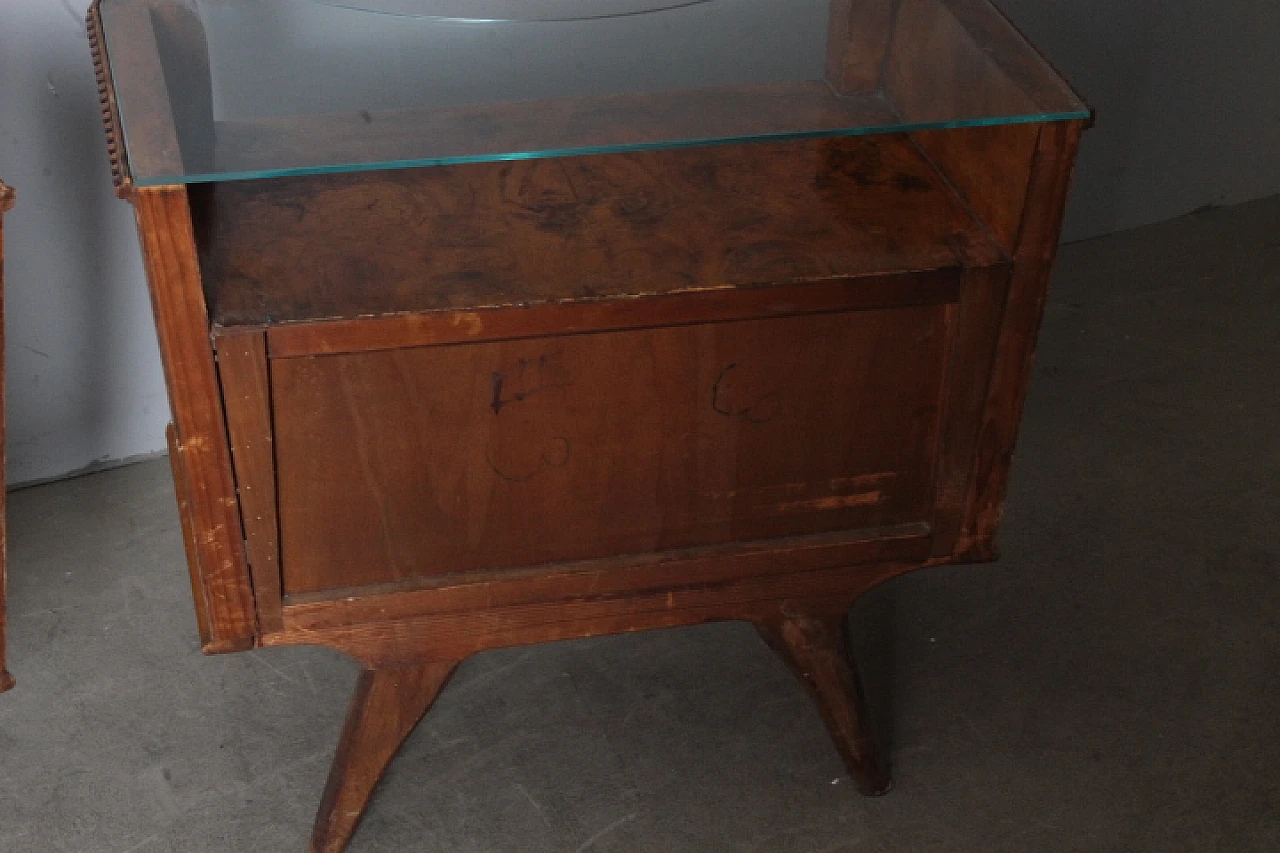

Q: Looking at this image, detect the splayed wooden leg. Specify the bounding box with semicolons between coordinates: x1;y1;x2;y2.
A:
756;609;890;796
310;660;458;853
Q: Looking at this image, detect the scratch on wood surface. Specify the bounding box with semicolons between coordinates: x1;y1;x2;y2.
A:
700;473;895;502
449;313;485;334
828;473;896;490
772;492;885;513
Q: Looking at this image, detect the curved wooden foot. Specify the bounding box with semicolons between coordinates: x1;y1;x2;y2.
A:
755;610;890;796
310;661;458;853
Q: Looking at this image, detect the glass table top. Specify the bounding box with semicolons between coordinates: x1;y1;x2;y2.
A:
97;0;1088;185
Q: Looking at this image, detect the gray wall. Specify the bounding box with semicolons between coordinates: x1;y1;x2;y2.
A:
1;0;1277;483
1;0;170;485
995;0;1280;241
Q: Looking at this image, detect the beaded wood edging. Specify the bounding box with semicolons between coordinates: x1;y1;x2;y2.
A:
87;2;132;199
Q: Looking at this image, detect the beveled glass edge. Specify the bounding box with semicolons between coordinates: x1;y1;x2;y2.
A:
132;111;1090;186
311;0;720;22
97;0;1092;186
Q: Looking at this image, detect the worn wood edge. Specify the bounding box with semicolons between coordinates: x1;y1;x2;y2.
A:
0;181;13;212
280;524;933;629
956;120;1084;556
134;185;259;648
266;559;924;667
166;424;215;651
87;2;133;198
1012;122;1086;262
928;264;1013;556
167;424;254;655
261;267;981;358
214;329;284;633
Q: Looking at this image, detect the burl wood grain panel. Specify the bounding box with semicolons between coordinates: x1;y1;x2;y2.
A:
273;304;954;594
197;135;1002;326
911;123;1040;253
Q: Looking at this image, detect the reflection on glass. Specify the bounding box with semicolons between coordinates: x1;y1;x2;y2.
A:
201;0;828;119
98;0;1089;184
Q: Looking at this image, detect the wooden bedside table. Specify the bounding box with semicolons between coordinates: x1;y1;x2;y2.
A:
0;180;11;695
89;1;1087;850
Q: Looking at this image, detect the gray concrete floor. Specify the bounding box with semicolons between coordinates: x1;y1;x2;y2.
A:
2;196;1278;852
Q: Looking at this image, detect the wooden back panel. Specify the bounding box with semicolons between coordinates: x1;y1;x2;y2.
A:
271;299;957;594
